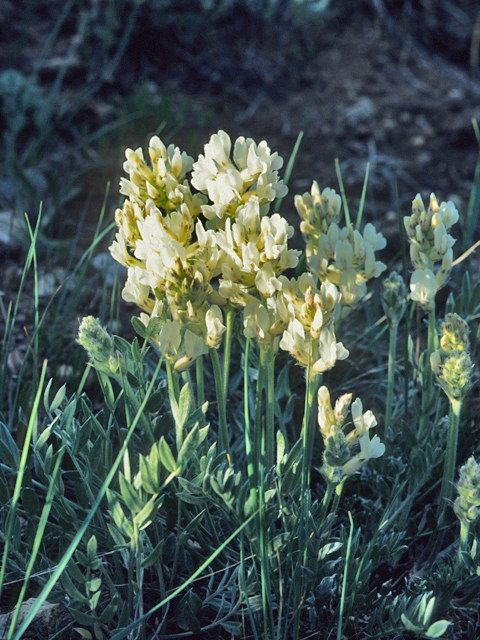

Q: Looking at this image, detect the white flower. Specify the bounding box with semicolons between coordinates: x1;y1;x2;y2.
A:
347;397;378;445
410;268;437;312
342;433;385;476
174;330;208;372
313;327;349;374
157;320;182;361
122;266;153;311
205;305;226;348
279;318;309;365
243;300;272;343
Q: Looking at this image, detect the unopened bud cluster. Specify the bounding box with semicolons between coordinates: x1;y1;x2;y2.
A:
77;316;122;378
430;313;473;406
381;271;407;327
454;457;480;525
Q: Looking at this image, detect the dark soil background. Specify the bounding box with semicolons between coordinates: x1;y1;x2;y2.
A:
2;0;480;410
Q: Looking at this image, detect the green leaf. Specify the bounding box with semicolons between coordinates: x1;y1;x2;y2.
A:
35;420;57;450
73;628;92;639
131;316;147;339
0;421;20;469
175;590;202;632
141;539;164;569
87;535;98;564
89;590;101;610
88;578;102;593
426;620;452;638
145;389;166;414
180;509;205;542
158;437;178;474
61;571;89;604
119;473;143;515
50;384;67;413
69;607;98;626
318;542;342;560
133;494;162;530
21;486;40;515
172;382;193;432
178;425;199;467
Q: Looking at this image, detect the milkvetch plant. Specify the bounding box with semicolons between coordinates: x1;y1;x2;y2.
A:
3;127;480;640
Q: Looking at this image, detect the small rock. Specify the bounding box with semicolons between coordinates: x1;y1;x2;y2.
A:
344;97;376;125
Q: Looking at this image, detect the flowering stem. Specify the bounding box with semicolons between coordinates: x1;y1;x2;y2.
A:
460;520;469;554
255;347;267;480
165;360;180;404
438;399;462;526
222;305;235;400
196;356;204;405
426;308;436;394
385;323;398;437
302;369;320;495
209;347;231;458
266;342;275;469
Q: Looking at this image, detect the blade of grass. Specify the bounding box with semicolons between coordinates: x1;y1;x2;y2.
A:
0;359;48;600
337;511;354;640
335;158;351;228
273;131;304;213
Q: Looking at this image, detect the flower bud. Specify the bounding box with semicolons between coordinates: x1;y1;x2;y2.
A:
454;457;480;524
381;271;407;327
440;313;470;355
77;316;121;378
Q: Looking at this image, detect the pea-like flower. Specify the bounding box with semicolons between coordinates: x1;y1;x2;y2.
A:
409;268;437;313
191;130;287;224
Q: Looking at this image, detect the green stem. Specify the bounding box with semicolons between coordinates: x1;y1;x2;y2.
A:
437;399;462;526
330;480;345;517
302;368;321;496
209;347;231;458
222;305;235;400
166;360;180;404
196;356;205;427
266;342;276;469
254;346;267;481
385;323;398;436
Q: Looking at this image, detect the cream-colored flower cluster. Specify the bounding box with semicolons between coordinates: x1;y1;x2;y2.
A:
295;181;387;315
317;385;385;484
191;130;288;225
110;130;351;376
404;193;459;313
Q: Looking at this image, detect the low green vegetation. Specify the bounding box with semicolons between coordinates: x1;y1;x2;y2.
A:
1;126;480;640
